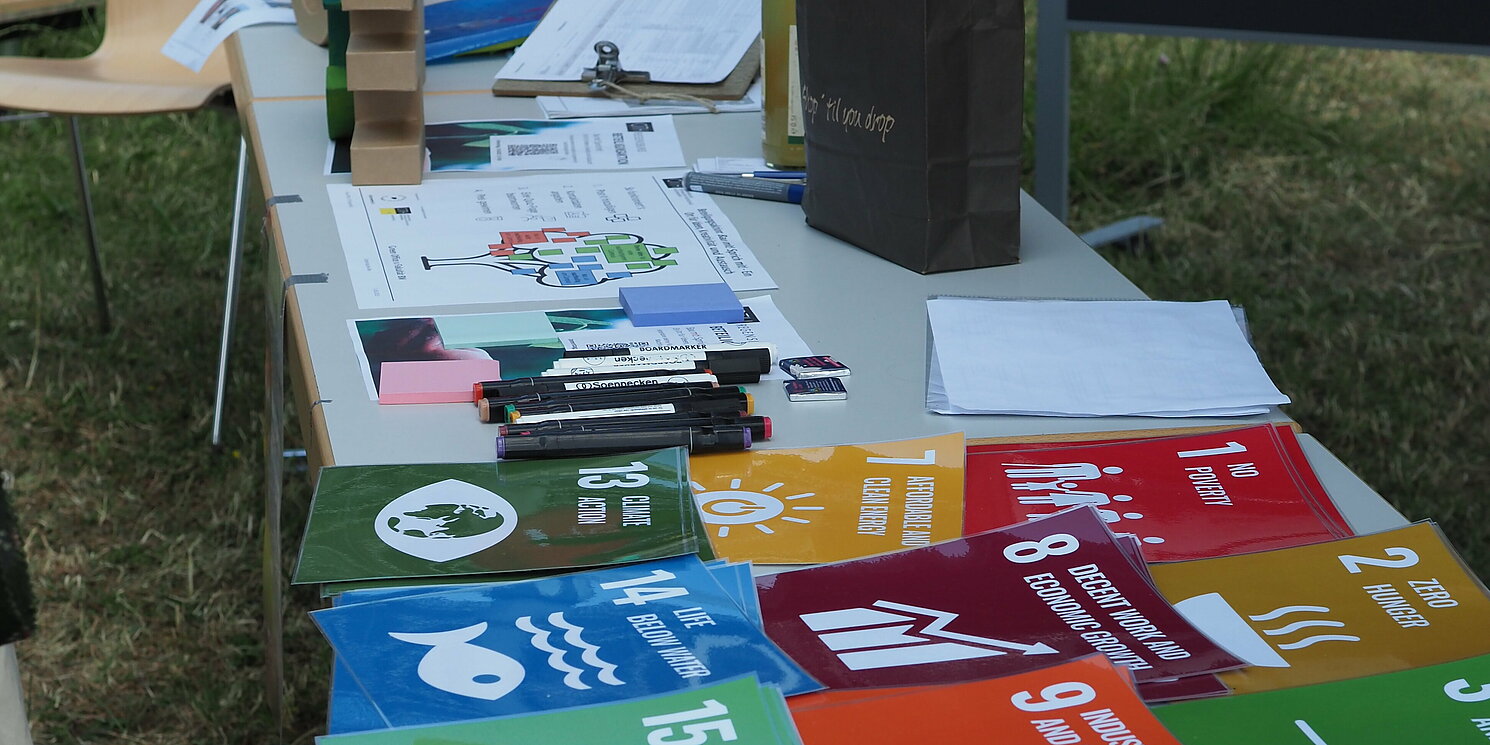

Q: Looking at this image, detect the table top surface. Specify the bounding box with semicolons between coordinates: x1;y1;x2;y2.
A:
230;23;1403;534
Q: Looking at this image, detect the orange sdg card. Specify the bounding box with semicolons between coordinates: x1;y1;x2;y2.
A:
1149;521;1490;694
686;433;965;563
788;655;1183;745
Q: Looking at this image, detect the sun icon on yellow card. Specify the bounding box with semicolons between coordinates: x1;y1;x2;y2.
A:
689;479;825;538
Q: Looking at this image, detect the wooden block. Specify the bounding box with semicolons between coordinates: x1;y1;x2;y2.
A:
352;89;423;123
345;31;422;91
341;0;415;10
350;113;424;185
348;7;421;34
292;0;328;46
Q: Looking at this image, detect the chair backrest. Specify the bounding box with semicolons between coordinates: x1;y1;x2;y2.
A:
101;0;212;52
91;0;232;88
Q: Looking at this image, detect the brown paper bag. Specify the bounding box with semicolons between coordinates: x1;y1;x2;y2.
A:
798;0;1024;273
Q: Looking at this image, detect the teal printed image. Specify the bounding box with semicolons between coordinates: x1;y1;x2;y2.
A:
426;119;574;171
329;119;585;173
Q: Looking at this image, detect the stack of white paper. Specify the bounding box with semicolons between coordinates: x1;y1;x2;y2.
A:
926;297;1290;417
496;0;761;85
539;79;763;119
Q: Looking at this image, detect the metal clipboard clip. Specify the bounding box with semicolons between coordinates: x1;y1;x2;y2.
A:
580;40;652;91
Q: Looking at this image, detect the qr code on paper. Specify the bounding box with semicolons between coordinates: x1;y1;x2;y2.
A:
505;142;561;157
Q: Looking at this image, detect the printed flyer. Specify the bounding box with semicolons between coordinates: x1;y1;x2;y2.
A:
757;507;1243;689
293;448;711;584
1150;521;1490;694
314;556;821;726
328;173;775;309
788;655;1184;745
965;424;1353;561
1155;653;1490;744
688;433;965;563
326;116;687;174
348;296;812;398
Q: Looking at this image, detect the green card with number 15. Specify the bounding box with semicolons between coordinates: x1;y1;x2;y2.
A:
317;676;800;745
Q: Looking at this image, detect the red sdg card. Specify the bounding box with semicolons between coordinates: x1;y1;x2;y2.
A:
756;507;1243;689
965;424;1352;561
787;655;1185;745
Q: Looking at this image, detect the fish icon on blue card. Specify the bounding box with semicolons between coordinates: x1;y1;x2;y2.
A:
313;555;818;727
388;622;530;700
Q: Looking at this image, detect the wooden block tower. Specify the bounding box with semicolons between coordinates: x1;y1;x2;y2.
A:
342;0;425;185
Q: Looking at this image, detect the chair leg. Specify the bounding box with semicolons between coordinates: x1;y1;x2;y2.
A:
67;116;111;333
212;138;250;447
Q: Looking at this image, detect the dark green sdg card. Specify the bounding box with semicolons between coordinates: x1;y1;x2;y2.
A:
294;447;711;584
1156;652;1490;744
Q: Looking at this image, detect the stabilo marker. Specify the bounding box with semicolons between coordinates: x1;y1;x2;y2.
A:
495;426;751;459
553;357;760;385
472;370;716;400
476;386;747;423
541;360;708;376
505;392;751;423
476;380;725;409
510;395;753;424
562;342;775;365
499;414;772;440
552;347;774;374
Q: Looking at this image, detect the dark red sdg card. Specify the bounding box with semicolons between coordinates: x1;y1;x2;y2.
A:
756;507;1243;689
1136;673;1230;703
965;424;1352;561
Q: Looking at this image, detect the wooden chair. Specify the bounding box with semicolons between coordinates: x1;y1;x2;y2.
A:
0;0;248;444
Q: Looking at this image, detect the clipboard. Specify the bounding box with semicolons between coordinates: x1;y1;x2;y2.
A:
492;38;761;101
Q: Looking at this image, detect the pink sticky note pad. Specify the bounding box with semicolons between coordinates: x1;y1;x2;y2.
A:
378;359;502;404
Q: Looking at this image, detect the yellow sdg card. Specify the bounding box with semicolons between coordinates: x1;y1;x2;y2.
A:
687;433;965;563
1149;521;1490;694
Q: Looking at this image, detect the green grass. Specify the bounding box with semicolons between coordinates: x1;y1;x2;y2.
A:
1059;34;1490;573
1;14;1488;745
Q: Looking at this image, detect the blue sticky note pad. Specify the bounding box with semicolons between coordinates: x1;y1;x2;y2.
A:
312;555;819;727
435;311;559;349
619;283;745;326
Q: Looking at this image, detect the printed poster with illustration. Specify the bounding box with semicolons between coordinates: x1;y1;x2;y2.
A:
313;556;820;727
321;676;801;745
294;448;711;584
1149;521;1490;694
965;424;1353;561
327;172;775;310
688;433;965;563
756;507;1243;689
788;655;1184;745
1155;653;1490;744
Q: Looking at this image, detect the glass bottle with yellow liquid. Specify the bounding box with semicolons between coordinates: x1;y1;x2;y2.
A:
761;0;805;168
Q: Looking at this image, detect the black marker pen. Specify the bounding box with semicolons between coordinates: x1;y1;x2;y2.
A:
496;426;752;459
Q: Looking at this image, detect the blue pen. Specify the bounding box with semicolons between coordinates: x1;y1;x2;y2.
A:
684;172;804;204
740;170;806;179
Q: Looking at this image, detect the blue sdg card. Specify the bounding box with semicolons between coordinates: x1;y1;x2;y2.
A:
313;555;816;728
324;563;766;734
